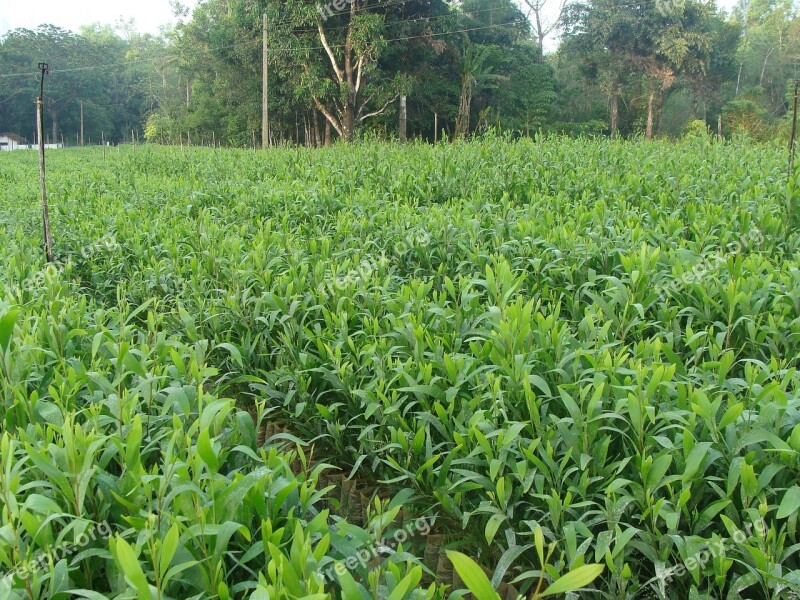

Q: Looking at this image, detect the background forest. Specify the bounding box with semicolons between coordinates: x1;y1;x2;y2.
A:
0;0;798;146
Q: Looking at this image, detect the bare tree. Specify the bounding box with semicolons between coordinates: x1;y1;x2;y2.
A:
518;0;571;60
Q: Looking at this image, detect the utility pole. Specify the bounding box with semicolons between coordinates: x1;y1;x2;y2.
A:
262;12;270;149
434;113;438;143
80;100;84;146
37;62;54;263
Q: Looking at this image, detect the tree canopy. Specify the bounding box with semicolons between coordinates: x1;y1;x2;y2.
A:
0;0;797;145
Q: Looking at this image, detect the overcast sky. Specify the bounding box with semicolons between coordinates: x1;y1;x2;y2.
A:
0;0;199;36
0;0;736;48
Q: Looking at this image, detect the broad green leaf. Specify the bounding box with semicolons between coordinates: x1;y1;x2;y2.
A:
682;442;712;483
336;567;363;600
0;308;19;354
777;486;800;519
110;536;151;600
540;564;605;596
160;523;180;576
446;551;500;600
485;513;506;545
197;428;219;473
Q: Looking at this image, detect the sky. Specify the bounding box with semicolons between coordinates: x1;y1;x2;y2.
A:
0;0;200;37
0;0;737;47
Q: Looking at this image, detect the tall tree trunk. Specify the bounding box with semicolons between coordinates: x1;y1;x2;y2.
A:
759;48;773;87
691;93;699;119
610;86;619;139
342;93;356;141
455;79;472;139
324;120;332;146
646;81;655;140
312;110;321;148
656;93;665;136
535;9;545;62
398;95;407;142
735;62;743;97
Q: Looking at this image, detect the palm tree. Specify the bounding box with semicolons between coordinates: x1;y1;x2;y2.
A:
454;45;507;139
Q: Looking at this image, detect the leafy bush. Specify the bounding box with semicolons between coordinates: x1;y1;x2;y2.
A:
683;119;711;138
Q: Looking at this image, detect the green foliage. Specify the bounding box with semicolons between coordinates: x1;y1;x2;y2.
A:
1;0;796;144
0;25;168;144
684;118;711;137
723;97;784;141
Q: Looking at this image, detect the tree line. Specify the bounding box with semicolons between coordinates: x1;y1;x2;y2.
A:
0;0;797;146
